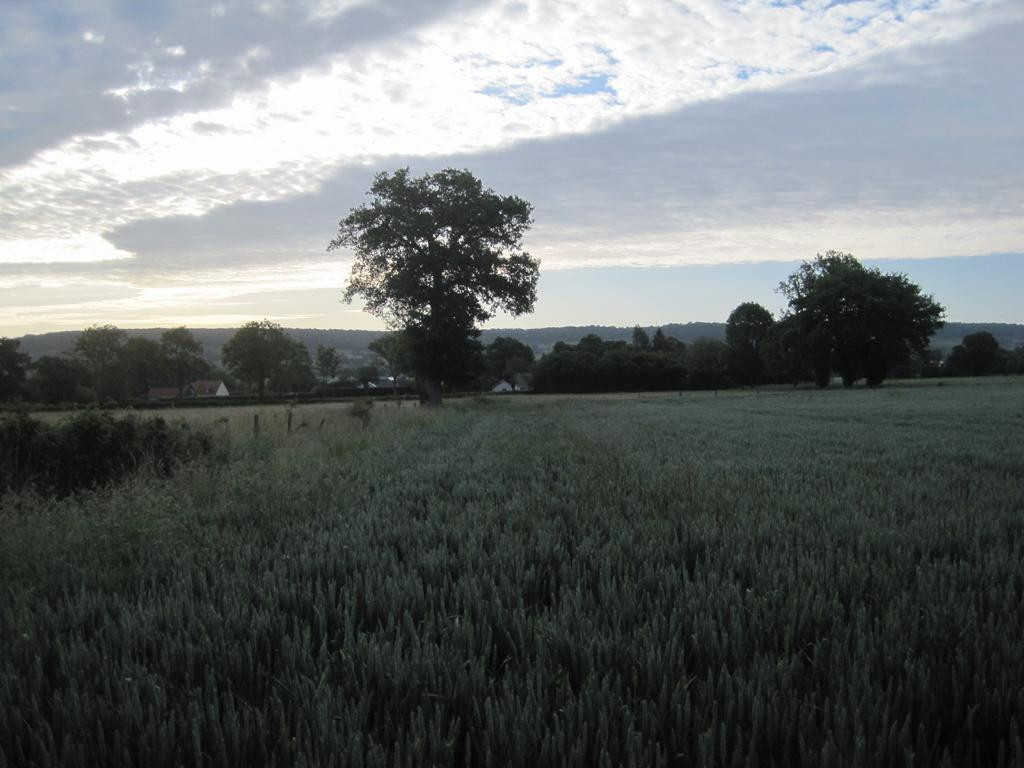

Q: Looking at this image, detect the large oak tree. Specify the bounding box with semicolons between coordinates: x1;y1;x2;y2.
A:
779;251;944;387
329;168;539;406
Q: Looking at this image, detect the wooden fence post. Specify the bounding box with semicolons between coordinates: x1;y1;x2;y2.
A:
253;413;260;437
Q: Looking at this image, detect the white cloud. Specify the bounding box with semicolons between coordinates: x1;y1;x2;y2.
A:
82;30;105;44
1;0;1022;332
1;0;1008;266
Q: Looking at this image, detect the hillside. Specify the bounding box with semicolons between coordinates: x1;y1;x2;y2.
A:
14;321;1024;363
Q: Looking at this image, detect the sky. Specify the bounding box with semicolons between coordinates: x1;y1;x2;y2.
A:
1;0;1022;336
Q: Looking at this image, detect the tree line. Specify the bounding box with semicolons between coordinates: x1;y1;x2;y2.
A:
3;169;1023;406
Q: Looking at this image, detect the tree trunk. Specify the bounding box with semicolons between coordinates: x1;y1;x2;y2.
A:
422;376;443;408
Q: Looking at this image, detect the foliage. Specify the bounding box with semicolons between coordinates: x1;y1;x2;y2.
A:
945;331;1004;377
650;327;685;355
368;332;412;393
631;325;650;350
1;384;1023;766
26;355;94;405
222;320;294;399
72;324;127;401
315;344;343;387
483;336;534;388
687;337;729;390
760;315;808;386
0;337;29;401
329;168;539;405
268;340;315;394
160;327;210;388
533;334;686;393
725;302;774;386
121;336;165;397
779;252;945;387
0;410;214;497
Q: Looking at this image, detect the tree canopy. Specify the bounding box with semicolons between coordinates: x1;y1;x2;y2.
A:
222;320;294;399
725;302;774;387
0;338;29;401
329;167;539;405
779;251;944;387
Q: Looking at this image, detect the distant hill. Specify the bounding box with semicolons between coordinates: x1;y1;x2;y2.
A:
15;321;1024;363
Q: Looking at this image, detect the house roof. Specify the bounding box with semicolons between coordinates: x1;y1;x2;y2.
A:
190;379;225;395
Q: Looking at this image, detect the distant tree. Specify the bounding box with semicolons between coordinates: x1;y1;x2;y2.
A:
484;336;534;388
368;332;411;394
356;363;380;388
329;167;538;406
222;320;293;399
160;327;209;388
779;251;944;387
120;337;165;397
314;345;342;388
27;356;94;404
761;315;808;386
73;325;127;401
688;338;729;391
945;332;1004;377
631;326;650;351
577;334;605;357
725;302;774;387
651;327;687;356
1007;346;1024;375
269;341;315;393
0;337;29;401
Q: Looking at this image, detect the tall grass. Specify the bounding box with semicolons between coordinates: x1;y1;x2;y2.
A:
1;380;1023;766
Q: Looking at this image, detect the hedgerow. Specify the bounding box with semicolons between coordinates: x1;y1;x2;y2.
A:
0;410;215;497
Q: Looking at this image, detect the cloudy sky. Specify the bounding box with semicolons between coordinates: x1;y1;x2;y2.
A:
1;0;1022;335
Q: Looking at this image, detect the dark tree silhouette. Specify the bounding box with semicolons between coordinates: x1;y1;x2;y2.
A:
779;251;944;387
222;320;293;399
0;337;29;401
725;302;774;387
329;168;538;406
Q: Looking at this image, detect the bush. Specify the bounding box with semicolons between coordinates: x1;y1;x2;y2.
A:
0;410;214;497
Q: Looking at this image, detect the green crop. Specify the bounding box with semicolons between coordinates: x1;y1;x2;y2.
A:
1;380;1023;766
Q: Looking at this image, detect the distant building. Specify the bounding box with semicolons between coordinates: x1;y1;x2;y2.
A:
492;373;533;393
187;379;229;397
147;386;180;400
512;372;533;392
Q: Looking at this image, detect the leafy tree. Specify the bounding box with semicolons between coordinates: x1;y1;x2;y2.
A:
779;251;944;387
269;340;315;394
160;327;209;388
121;337;165;397
1007;346;1024;376
329;167;538;406
222;320;293;399
688;338;729;391
761;315;809;386
631;326;650;351
651;327;687;356
725;302;774;387
0;337;29;401
945;332;1004;377
315;345;343;388
368;332;411;394
27;356;94;404
484;336;534;388
356;363;380;388
73;325;127;401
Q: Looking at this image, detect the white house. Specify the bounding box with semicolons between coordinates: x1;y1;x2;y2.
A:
491;379;514;393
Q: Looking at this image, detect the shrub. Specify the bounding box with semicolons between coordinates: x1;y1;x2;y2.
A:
0;410;214;497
